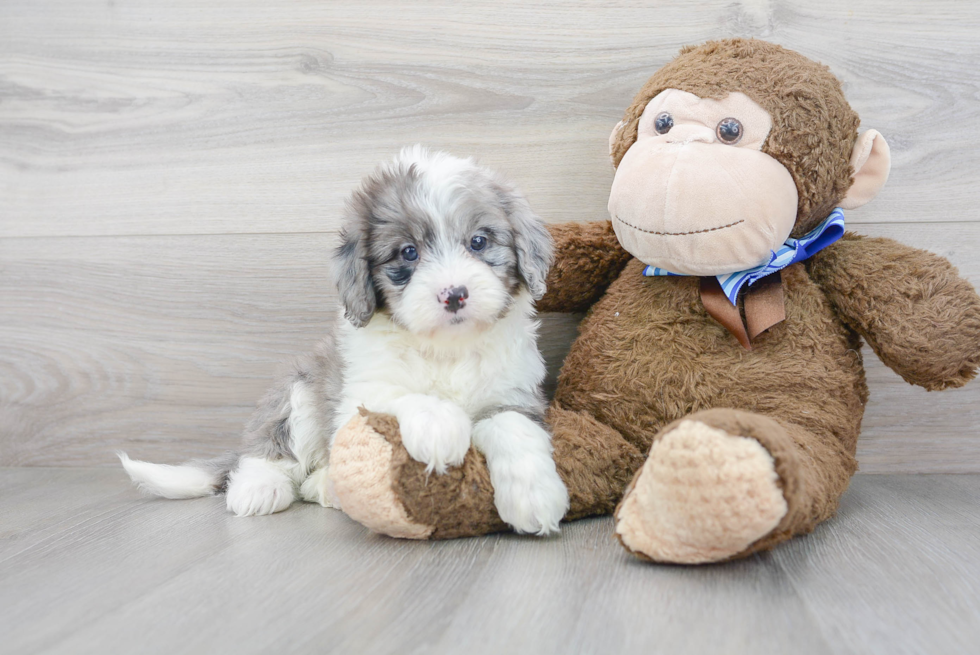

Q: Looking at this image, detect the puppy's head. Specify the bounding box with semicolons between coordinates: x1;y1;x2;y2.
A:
334;146;553;335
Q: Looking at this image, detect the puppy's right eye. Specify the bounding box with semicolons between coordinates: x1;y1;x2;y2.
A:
401;245;418;261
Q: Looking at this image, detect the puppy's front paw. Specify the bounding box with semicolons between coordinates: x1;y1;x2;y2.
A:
396;395;471;474
493;456;569;536
225;457;296;517
476;413;569;536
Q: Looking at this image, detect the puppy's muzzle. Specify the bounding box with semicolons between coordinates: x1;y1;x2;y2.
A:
440;286;469;313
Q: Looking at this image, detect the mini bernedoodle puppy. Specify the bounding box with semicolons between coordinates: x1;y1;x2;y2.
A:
121;147;570;535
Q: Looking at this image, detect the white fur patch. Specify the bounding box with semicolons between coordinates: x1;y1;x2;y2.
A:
472;411;569;536
335;290;546;425
298;465;340;509
393;394;472;474
288;381;325;480
397;145;476;206
118;452;217;499
225;457;296;517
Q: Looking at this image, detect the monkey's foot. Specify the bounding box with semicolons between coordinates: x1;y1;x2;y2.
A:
330;409;506;540
614;411;790;564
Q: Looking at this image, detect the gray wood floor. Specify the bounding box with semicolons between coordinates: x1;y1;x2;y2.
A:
1;469;977;655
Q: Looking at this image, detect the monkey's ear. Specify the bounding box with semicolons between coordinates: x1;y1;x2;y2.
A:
840;129;891;210
608;120;626;162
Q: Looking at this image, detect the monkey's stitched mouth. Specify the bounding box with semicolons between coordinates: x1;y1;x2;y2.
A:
613;214;745;236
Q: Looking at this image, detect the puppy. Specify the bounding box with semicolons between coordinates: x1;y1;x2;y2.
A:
120;146;570;535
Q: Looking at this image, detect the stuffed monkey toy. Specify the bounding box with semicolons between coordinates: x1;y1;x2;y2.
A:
326;39;980;563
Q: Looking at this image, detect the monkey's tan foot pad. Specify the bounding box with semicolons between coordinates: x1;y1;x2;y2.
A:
330;409;507;540
614;419;788;564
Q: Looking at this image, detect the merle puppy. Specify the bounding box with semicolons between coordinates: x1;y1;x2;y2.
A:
121;147;570;536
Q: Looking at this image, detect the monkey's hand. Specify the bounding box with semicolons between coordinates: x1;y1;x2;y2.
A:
807;232;980;390
535;221;633;313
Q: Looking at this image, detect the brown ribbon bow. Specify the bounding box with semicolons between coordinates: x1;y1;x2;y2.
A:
699;272;785;350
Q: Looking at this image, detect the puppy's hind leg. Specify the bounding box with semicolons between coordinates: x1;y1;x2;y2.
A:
473;409;570;536
226;457;297;517
226;375;326;517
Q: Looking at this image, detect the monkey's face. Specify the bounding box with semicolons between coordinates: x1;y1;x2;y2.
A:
608;90;799;276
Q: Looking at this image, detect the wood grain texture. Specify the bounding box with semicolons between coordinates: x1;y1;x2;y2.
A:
2;1;979;470
0;469;977;654
1;0;979;238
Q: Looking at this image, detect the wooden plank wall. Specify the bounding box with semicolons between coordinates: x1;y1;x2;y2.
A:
2;0;978;471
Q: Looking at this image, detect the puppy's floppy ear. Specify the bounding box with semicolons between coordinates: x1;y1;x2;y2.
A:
494;181;554;300
334;195;377;328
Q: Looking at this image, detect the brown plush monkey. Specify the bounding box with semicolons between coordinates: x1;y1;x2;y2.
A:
327;39;980;563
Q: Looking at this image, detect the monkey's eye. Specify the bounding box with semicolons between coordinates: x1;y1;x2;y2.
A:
716;118;743;144
654;112;674;135
401;245;418;261
470;235;488;251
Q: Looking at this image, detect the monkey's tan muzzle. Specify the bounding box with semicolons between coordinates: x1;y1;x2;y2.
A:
608;139;798;276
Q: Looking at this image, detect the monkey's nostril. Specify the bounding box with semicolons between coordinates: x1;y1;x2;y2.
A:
441;285;469;313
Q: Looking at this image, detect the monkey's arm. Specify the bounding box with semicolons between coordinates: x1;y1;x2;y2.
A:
536;221;633;313
806;232;980;390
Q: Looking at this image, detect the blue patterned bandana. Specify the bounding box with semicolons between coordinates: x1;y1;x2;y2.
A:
642;208;845;305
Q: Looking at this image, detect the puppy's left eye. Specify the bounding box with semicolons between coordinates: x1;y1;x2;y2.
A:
470;235;488;251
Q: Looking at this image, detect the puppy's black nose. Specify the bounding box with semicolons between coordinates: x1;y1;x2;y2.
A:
441;286;469;313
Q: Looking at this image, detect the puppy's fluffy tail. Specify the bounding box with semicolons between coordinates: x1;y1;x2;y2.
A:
118;452;237;499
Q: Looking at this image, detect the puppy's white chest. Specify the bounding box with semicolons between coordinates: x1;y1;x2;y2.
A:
400;349;495;407
338;307;542;417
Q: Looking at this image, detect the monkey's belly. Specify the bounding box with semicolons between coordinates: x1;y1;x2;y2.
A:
553;260;868;453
